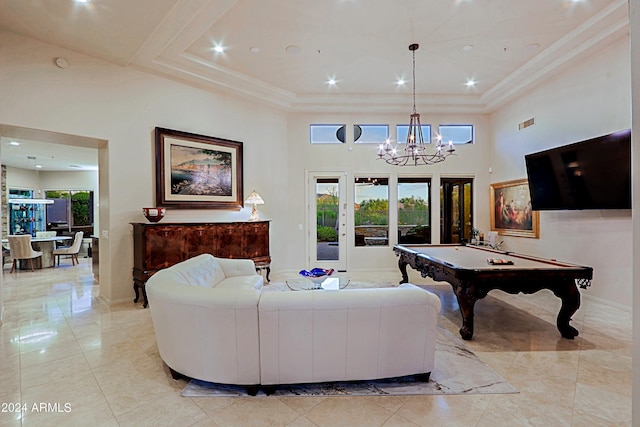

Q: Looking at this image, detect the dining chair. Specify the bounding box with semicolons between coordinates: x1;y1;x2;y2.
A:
52;231;84;266
8;235;43;273
2;246;11;271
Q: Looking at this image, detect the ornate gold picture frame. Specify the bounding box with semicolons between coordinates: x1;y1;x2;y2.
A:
490;179;539;238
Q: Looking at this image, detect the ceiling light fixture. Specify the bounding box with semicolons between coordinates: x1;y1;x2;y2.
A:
378;44;455;166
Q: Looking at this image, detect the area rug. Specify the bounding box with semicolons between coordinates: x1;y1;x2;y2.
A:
182;282;518;398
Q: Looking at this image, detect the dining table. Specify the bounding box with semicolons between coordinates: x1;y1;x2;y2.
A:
3;235;73;269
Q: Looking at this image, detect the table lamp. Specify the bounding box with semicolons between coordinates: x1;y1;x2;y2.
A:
245;190;264;221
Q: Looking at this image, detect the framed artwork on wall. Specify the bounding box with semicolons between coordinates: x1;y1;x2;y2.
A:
154;127;243;209
490;178;539;238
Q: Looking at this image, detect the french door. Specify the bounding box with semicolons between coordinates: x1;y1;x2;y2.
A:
440;178;473;244
308;171;347;271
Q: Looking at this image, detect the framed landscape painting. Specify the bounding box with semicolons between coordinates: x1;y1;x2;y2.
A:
155;127;243;209
490;179;539;238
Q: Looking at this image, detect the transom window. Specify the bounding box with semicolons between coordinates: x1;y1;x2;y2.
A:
353;125;389;144
396;124;431;144
438;124;474;144
310;124;345;144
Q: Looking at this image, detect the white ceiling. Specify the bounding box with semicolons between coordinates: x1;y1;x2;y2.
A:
0;0;630;170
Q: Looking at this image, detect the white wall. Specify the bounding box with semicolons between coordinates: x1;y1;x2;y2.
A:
490;36;632;306
0;30;289;304
5;166;41;194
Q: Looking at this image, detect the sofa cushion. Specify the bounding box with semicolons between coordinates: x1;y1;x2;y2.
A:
214;275;264;291
169;254;226;288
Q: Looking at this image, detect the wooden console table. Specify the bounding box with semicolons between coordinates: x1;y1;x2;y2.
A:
131;221;270;307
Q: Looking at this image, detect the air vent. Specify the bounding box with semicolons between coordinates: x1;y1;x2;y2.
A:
518;118;535;130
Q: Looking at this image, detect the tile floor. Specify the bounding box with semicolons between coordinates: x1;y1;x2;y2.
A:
0;259;632;426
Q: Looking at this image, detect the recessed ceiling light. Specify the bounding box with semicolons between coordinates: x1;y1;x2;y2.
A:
249;47;260;53
462;45;474;52
465;79;477;87
327;78;337;86
55;57;69;69
523;43;541;55
76;0;89;3
35;164;43;169
9;141;20;146
285;45;301;54
213;44;225;53
396;79;406;86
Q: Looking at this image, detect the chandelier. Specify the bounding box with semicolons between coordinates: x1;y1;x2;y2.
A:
378;44;455;166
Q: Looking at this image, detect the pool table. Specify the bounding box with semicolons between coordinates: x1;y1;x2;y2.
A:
393;244;593;340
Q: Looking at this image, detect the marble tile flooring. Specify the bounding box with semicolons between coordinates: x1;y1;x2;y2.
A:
0;260;632;426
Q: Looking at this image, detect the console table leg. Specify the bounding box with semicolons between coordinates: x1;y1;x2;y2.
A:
133;281;140;303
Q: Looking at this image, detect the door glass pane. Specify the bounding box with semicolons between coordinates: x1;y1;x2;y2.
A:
316;179;339;260
440;178;474;244
354;177;388;246
451;185;460;243
463;182;472;241
398;178;431;244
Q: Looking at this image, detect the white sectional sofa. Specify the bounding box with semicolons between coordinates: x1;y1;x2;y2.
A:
146;254;441;395
146;254;264;394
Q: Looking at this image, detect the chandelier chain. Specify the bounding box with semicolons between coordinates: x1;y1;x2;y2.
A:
412;46;416;114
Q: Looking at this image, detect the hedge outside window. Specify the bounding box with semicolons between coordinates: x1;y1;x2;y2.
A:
45;190;94;228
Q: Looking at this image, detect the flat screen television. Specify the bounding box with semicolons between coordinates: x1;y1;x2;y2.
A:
524;129;631;210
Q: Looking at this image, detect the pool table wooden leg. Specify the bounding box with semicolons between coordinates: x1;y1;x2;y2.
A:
454;285;477;340
553;281;581;339
398;258;410;284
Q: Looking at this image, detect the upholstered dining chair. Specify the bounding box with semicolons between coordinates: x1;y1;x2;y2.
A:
52;231;83;266
8;235;43;273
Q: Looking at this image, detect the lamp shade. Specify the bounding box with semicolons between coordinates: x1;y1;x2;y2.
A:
245;190;264;205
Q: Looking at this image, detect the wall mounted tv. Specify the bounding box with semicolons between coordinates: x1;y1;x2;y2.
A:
524;129;631;210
